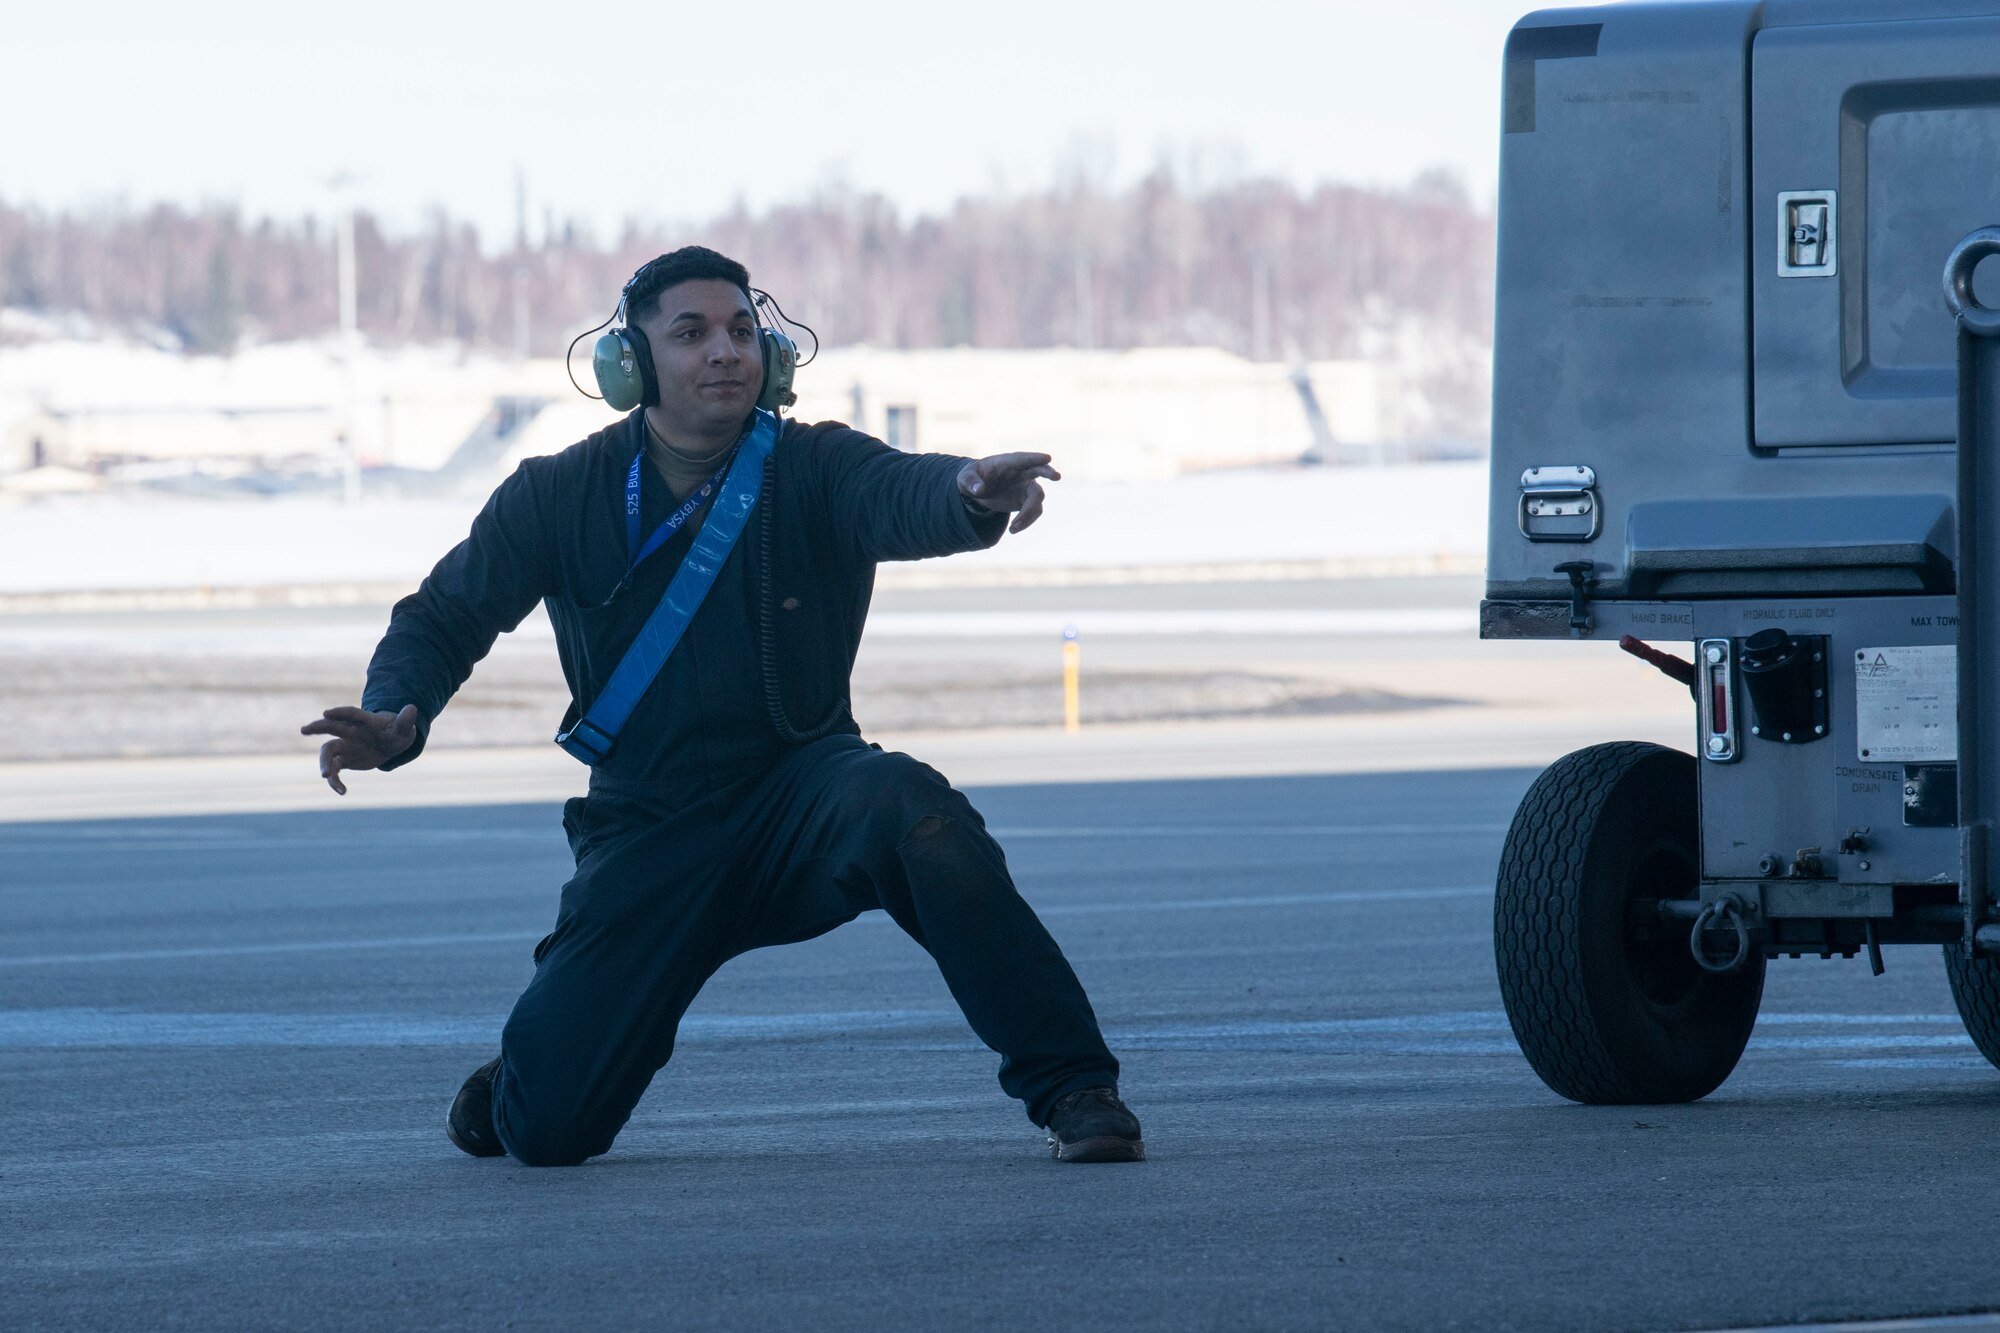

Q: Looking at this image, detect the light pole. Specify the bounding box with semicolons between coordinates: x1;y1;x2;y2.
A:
325;171;362;503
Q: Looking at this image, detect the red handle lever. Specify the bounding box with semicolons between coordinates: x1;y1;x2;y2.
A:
1618;635;1697;686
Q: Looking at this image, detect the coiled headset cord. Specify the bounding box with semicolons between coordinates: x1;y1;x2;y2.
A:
757;462;853;745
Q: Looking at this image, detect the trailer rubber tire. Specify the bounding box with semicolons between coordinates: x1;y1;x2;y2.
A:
1942;946;2000;1070
1495;741;1764;1104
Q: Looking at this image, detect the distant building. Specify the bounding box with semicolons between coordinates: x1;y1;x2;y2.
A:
0;337;1447;491
0;339;537;484
787;347;1409;480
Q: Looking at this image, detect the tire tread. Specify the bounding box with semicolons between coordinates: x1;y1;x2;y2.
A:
1494;741;1759;1104
1496;743;1657;1103
1943;945;2000;1070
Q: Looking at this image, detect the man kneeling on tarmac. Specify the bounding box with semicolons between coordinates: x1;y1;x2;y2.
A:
301;246;1142;1166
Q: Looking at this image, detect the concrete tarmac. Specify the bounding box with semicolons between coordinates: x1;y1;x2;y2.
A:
7;765;2000;1331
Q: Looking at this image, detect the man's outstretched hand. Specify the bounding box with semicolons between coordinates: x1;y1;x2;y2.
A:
300;704;419;795
957;452;1061;534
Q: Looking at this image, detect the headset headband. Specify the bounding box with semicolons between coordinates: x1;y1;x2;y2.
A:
620;258;758;333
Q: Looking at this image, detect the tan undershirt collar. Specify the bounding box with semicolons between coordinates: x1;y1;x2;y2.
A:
644;416;732;503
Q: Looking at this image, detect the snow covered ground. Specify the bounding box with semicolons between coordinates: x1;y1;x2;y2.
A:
0;461;1488;598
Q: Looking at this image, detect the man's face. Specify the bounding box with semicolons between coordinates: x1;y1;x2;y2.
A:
635;278;763;434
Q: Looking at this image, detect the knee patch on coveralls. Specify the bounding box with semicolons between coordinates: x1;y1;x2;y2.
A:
493;1068;619;1168
894;809;1014;917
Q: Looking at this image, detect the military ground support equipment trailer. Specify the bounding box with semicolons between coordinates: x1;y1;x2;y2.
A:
1485;0;2000;1102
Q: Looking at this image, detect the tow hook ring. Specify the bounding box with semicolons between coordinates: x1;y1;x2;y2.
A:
1691;897;1752;974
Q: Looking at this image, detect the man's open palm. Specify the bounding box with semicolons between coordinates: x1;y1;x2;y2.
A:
301;704;419;795
957;452;1060;533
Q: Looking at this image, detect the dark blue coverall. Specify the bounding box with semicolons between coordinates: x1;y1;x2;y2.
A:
361;410;1120;1166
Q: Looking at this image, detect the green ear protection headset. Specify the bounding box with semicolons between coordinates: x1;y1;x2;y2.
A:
582;260;801;415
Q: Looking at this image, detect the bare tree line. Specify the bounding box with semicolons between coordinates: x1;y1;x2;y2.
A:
0;171;1493;431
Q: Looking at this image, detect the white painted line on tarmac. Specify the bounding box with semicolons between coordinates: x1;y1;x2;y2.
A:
1756;1013;1963;1025
8;823;1509;848
0;1009;497;1047
0;886;1498;967
1036;885;1493;916
1752;1035;1975;1052
865;608;1477;637
0;1005;1982;1057
1698;1313;2000;1332
0;598;1480;640
0;1006;1516;1052
1134;1010;1508;1035
0;931;542;968
5;825;557;843
992;823;1510;839
0;1006;958;1049
1833;1057;1991;1070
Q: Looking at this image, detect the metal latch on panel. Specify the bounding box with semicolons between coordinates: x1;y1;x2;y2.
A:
1519;465;1600;542
1777;190;1837;277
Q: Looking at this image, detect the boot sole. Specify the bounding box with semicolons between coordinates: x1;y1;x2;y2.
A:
1050;1135;1146;1163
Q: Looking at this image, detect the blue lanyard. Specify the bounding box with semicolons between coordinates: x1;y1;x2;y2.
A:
556;408;781;764
621;437;735;577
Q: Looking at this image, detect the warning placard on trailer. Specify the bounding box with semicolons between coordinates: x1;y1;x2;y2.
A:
1855;645;1956;762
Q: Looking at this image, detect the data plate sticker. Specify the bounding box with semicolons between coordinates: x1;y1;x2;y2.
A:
1855;645;1956;762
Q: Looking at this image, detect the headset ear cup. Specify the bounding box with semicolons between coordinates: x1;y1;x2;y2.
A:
757;328;798;413
624;323;659;408
592;329;647;412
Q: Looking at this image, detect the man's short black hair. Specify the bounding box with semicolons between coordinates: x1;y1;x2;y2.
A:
625;246;753;325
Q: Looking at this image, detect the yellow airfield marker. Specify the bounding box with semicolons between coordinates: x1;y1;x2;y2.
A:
1062;624;1081;734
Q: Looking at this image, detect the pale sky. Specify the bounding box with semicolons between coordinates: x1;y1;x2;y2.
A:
12;0;1539;243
